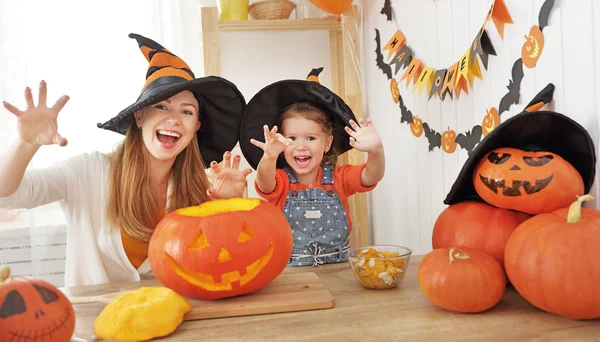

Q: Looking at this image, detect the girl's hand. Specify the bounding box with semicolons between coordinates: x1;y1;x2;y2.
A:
2;80;70;147
249;125;292;160
345;118;383;153
206;151;253;199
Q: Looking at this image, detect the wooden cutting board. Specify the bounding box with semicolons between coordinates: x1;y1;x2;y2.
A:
67;272;335;321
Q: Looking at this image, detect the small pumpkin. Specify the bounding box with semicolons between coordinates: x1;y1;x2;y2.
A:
473;147;584;214
418;248;506;313
149;198;294;300
432;201;531;269
441;127;457;153
94;287;191;341
0;266;75;342
410;115;423;137
505;194;600;320
522;25;544;68
481;107;500;137
390;78;400;103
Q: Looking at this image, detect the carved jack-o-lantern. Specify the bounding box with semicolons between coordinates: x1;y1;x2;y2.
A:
149;198;294;300
473;147;584;214
522;25;544;68
0;266;75;342
390;78;400;104
442;127;457;153
482;107;500;137
410;115;423;137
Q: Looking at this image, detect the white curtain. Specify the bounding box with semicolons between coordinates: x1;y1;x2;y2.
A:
0;0;208;286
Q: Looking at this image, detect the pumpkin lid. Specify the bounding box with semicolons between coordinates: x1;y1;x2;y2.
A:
444;84;596;205
238;68;358;170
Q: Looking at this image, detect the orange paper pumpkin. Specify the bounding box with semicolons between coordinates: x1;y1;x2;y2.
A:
504;195;600;320
390;78;400;103
149;198;294;300
522;26;544;68
410;115;423;137
473;147;584;214
309;0;353;15
441;127;457;153
0;266;75;342
482;107;500;137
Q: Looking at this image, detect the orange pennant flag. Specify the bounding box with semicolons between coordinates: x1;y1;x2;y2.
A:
491;0;513;40
383;30;406;60
400;57;423;87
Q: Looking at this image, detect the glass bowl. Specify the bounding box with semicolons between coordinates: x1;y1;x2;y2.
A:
348;245;412;290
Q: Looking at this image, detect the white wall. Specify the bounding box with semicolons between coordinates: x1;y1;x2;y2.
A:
363;0;600;255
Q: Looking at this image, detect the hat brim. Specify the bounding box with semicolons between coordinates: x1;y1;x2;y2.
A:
97;76;246;167
239;80;357;170
444;110;597;205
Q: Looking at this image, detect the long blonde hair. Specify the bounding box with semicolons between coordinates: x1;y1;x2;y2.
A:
107;123;211;242
279;102;338;166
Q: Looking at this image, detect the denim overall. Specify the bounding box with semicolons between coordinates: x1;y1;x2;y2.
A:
283;165;350;267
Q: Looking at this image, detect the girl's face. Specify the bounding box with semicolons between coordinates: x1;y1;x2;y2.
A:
281;116;333;182
134;90;200;163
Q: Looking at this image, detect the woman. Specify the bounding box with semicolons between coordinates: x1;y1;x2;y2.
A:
0;33;252;287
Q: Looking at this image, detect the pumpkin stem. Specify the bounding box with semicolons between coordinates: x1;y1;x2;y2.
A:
449;248;470;264
0;265;11;283
567;194;595;223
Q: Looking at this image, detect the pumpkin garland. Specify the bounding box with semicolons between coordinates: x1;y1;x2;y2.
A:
0;266;76;342
504;194;600;320
375;0;557;155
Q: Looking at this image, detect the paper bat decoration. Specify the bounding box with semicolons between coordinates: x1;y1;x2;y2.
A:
375;29;393;80
456;125;483;156
422;122;442;151
498;58;524;115
538;0;555;30
398;93;413;124
380;0;393;21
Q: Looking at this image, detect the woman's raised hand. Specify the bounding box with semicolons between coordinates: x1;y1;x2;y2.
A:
2;80;70;146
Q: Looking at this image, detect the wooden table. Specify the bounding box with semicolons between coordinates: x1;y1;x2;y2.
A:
65;255;600;341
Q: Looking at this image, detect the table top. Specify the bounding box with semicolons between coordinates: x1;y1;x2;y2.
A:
65;255;600;341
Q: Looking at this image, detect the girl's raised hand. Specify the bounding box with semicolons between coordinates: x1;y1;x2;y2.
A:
2;80;70;147
249;125;292;159
344;118;383;153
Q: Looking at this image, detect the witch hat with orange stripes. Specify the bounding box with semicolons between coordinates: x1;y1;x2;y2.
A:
97;33;246;166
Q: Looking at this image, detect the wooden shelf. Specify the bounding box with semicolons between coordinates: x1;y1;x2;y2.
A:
218;18;341;32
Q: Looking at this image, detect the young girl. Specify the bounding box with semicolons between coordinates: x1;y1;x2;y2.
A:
0;33;251;286
239;78;385;266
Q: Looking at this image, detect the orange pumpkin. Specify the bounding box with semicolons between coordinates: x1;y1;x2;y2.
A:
432;201;531;269
522;25;544;68
473;147;584;214
505;194;600;320
441;127;456;153
390;78;400;103
309;0;353;15
418;248;506;313
0;266;75;342
149;198;294;300
410;115;423;137
481;107;500;137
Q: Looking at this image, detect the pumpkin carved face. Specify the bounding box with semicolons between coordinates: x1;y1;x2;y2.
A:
442;127;456;153
390;78;400;103
0;267;75;342
473;147;584;214
149;198;294;300
410;115;423;137
481;107;500;137
522;25;544;68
